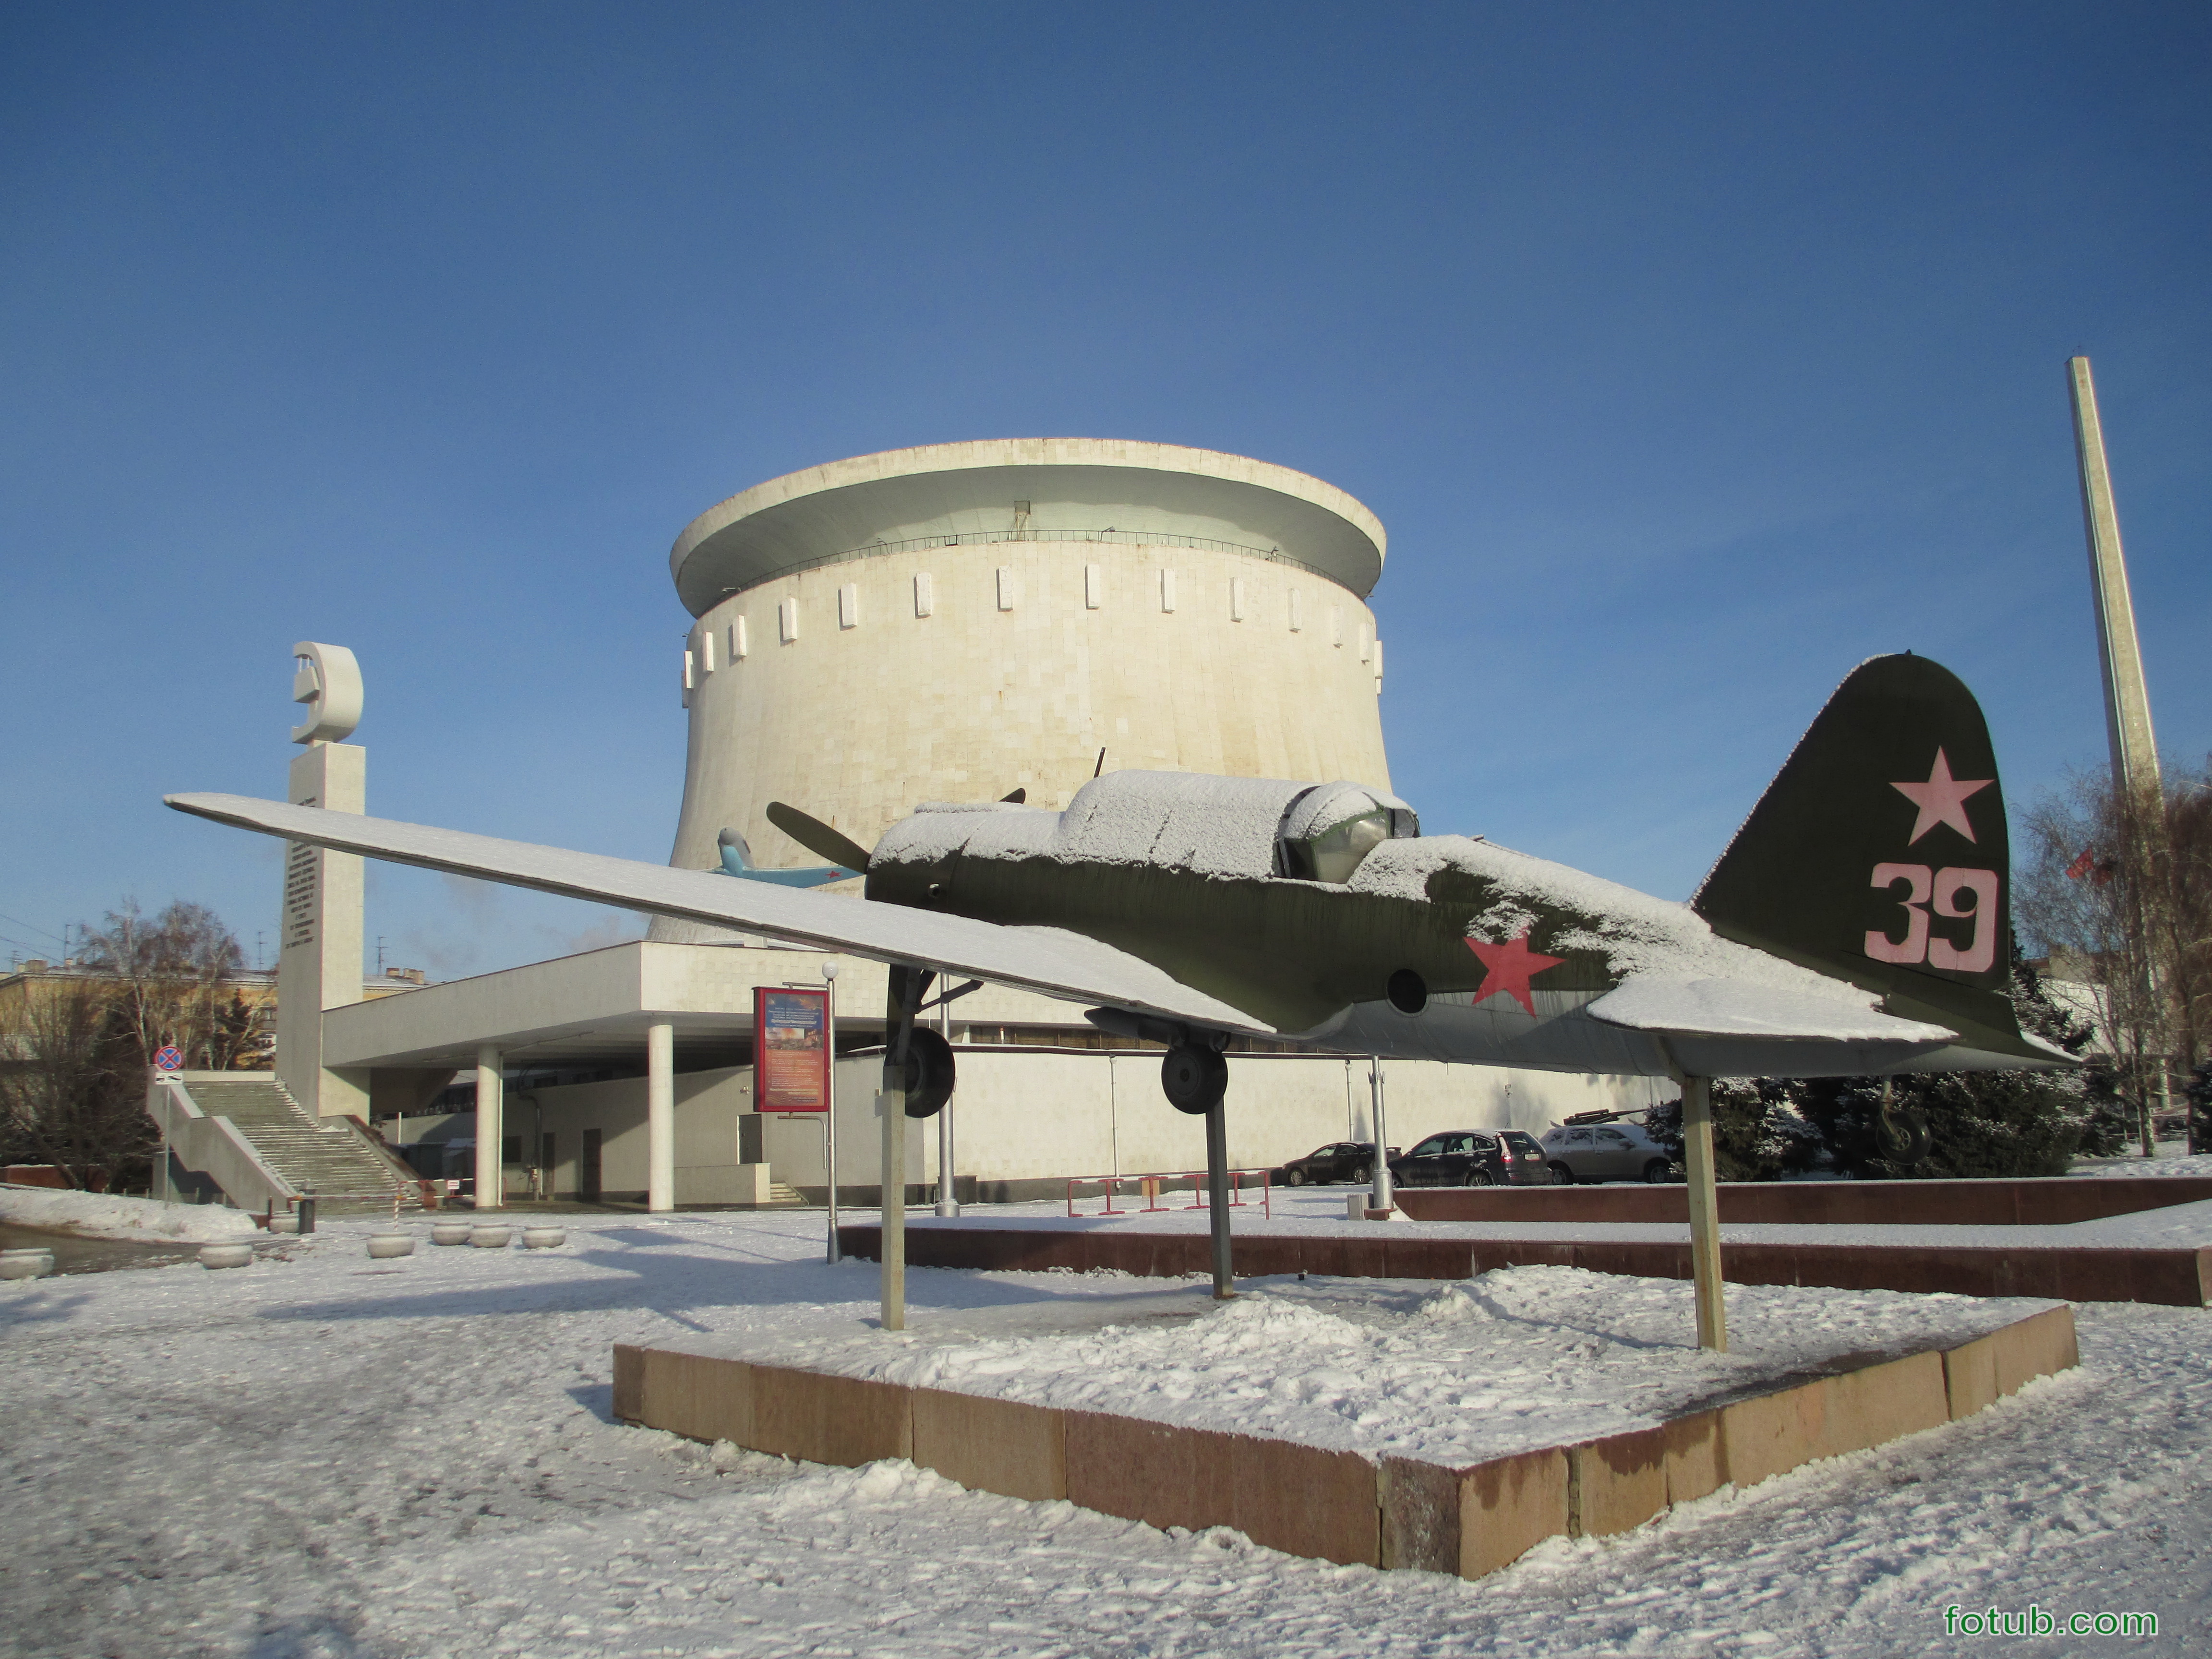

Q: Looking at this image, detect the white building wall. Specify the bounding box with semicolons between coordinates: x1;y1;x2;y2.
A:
664;540;1391;900
524;1049;1671;1202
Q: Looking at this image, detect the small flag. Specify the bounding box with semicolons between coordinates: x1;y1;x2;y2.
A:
2065;847;2095;880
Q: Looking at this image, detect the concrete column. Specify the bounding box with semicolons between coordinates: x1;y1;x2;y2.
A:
276;740;368;1118
474;1044;503;1211
2067;357;2162;804
647;1021;675;1214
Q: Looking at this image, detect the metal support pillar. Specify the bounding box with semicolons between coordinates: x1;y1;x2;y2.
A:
647;1021;675;1213
1204;1100;1234;1299
474;1044;503;1210
823;961;841;1263
1368;1058;1394;1212
1681;1074;1727;1351
935;974;958;1216
878;965;928;1331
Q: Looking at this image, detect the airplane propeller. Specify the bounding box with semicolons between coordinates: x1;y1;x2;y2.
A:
765;801;873;873
766;788;1030;876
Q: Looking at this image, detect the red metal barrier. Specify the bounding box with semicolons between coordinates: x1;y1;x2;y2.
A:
1068;1169;1272;1218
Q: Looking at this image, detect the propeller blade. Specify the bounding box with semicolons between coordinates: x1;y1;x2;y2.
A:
765;802;873;873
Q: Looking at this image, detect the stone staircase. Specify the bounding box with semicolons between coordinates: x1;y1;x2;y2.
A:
184;1077;423;1213
766;1179;806;1206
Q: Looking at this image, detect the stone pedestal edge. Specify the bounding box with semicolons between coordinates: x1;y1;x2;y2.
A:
611;1303;2075;1580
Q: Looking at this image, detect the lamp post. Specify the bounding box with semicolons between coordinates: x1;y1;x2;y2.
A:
823;961;840;1264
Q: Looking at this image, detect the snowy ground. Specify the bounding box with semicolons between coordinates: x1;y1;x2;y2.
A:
0;1183;257;1243
733;1268;2051;1467
1034;1183;2212;1252
2;1203;2207;1658
2071;1148;2212;1178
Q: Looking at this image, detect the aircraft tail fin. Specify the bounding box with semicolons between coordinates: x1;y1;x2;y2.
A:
1691;654;2041;1058
716;828;756;876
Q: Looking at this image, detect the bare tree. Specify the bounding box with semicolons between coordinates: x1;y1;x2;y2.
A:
0;977;142;1190
2017;761;2212;1155
77;901;248;1071
1;901;259;1190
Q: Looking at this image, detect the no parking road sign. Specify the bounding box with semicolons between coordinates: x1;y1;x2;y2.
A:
153;1045;183;1072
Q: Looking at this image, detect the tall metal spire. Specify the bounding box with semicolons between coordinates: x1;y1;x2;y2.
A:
2067;356;2162;802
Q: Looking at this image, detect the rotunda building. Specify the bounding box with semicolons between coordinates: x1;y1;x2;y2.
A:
660;438;1393;898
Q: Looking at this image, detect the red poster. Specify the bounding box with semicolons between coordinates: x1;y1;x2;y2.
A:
754;986;830;1112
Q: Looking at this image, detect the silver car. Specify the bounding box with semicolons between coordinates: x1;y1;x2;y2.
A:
1540;1121;1676;1185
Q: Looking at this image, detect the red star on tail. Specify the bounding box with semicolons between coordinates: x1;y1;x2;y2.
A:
1891;747;1994;844
1466;929;1564;1016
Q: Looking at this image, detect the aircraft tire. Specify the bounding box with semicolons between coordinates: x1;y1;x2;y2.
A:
1161;1044;1228;1115
899;1028;956;1118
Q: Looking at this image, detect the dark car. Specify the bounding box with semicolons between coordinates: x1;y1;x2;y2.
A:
1388;1129;1551;1187
1275;1141;1397;1187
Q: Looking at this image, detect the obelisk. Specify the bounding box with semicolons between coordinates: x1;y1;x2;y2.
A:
2066;357;2162;803
276;641;371;1119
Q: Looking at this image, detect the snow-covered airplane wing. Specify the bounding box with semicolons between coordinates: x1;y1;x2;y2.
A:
164;793;1276;1036
1585;976;1955;1043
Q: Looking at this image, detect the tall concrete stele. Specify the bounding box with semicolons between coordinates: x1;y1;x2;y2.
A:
275;642;369;1121
2066;357;2163;806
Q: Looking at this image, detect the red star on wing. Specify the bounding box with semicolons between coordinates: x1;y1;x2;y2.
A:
1891;747;1995;844
1465;929;1564;1016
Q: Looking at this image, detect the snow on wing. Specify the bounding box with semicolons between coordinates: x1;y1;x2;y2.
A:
162;793;1276;1035
1585;975;1955;1043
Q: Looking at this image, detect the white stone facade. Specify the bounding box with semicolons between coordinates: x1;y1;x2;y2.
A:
671;538;1391;882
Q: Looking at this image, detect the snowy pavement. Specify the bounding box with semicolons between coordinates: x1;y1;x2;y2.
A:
1;1205;2206;1657
972;1183;2212;1252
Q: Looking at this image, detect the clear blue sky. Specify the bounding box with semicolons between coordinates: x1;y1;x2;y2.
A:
3;2;2206;981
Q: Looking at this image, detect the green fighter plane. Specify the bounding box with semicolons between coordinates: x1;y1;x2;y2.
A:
166;653;2067;1339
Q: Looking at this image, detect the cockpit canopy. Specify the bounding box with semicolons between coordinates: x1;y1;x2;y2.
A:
1276;781;1420;884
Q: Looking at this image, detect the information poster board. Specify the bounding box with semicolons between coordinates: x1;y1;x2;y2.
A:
754;986;830;1113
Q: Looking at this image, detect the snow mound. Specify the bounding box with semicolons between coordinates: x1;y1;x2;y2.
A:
0;1186;257;1242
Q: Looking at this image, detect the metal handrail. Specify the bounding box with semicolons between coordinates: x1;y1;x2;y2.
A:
720;528;1351;598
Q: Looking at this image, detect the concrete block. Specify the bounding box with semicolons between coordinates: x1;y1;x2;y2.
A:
1569;1424;1668;1537
640;1349;755;1446
1065;1410;1234;1533
1991;1304;2079;1398
1818;1351;1949;1459
1380;1456;1458;1573
1460;1447;1570;1579
1719;1378;1828;1491
1227;1433;1377;1566
911;1388;1067;1502
750;1364;912;1467
1942;1331;2001;1421
612;1343;644;1424
1661;1409;1725;1504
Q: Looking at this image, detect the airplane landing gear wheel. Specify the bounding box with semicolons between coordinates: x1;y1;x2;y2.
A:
1161;1043;1228;1115
900;1027;956;1118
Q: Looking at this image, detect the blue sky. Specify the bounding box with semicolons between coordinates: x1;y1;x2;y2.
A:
3;2;2206;980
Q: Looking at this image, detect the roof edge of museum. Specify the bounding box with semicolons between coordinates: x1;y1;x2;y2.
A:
669;438;1387;615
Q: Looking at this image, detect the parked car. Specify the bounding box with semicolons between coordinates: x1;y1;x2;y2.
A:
1275;1141;1397;1186
1540;1120;1677;1185
1387;1129;1551;1187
